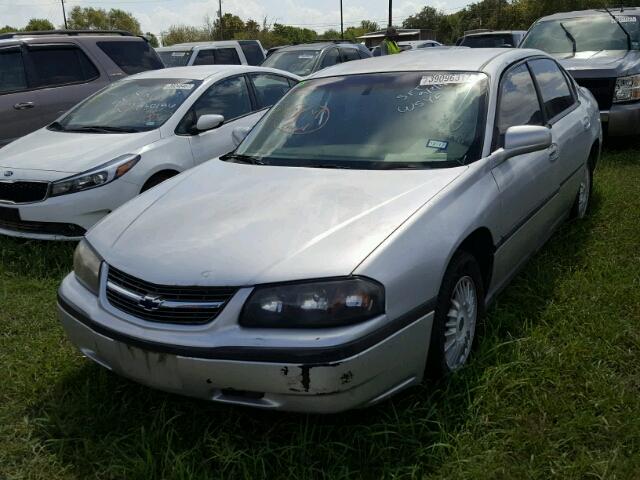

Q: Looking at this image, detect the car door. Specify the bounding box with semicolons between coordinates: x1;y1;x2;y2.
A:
0;45;41;146
528;58;591;209
490;61;561;283
24;43;107;125
248;73;296;110
182;75;263;164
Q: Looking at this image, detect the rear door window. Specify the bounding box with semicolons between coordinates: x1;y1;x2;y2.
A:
0;48;27;93
97;40;163;74
239;42;265;66
340;48;361;63
494;63;543;148
528;58;575;121
193;49;215;65
214;48;241;65
28;45;99;88
250;73;295;109
320;48;340;69
192;76;252;121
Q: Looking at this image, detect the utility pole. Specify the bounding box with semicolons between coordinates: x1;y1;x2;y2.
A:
388;0;392;27
340;0;344;39
61;0;68;29
218;0;223;40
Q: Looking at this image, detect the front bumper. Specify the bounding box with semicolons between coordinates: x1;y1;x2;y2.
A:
601;101;640;136
0;178;140;241
57;286;433;413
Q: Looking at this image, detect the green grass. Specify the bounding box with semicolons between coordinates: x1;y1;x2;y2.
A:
1;144;639;479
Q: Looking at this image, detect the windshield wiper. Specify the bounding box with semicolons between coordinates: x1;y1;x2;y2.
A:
604;7;632;50
559;22;577;57
222;153;266;165
65;125;141;133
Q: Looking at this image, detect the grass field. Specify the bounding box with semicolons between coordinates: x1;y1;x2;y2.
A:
1;143;639;480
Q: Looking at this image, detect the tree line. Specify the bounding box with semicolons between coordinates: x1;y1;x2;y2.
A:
0;0;620;47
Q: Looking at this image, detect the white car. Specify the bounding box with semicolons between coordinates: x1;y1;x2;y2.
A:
0;65;300;240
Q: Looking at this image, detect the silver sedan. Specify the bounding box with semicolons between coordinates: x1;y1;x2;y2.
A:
57;48;601;413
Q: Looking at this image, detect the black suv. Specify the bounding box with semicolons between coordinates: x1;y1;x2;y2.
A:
0;30;164;147
261;41;372;77
521;8;640;136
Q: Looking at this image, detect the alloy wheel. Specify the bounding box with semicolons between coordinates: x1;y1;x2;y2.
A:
444;275;477;371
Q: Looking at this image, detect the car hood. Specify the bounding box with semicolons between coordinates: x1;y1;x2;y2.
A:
89;159;466;286
0;128;161;176
555;49;640;77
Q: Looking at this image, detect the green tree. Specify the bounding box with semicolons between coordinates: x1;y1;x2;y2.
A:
145;32;159;47
23;18;54;31
68;6;142;35
0;25;17;34
161;25;209;46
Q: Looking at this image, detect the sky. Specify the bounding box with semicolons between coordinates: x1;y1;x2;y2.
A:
0;0;471;37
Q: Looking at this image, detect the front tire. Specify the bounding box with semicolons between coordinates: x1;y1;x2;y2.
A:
426;251;485;377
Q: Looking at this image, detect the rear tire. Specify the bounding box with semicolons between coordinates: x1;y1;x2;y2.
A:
426;251;485;378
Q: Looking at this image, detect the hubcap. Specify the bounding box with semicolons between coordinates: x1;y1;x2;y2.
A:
577;168;591;218
444;276;477;371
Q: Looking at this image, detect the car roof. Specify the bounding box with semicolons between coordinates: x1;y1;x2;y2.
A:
129;65;300;81
310;48;539;78
0;34;142;47
536;7;640;21
465;30;527;37
276;42;358;52
156;40;240;51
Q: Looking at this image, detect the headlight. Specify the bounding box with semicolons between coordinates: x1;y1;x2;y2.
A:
73;239;102;295
50;154;140;197
240;277;385;328
614;74;640;103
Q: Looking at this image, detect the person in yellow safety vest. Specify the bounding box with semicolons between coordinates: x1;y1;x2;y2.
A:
380;26;401;55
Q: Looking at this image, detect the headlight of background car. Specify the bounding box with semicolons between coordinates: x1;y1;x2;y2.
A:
240;278;385;328
73;239;102;295
614;74;640;103
50;154;140;197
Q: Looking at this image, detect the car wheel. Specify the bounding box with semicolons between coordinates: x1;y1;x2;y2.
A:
141;172;176;193
570;165;592;220
426;251;485;377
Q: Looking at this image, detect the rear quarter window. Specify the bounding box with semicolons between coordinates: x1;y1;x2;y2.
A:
239;42;265;66
97;40;163;75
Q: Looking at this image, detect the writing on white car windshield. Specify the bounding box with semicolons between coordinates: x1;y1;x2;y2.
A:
230;72;489;169
521;15;640;54
50;79;202;133
261;50;321;76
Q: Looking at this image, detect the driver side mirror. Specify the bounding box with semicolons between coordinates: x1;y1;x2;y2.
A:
232;126;251;147
196;114;224;133
491;125;552;166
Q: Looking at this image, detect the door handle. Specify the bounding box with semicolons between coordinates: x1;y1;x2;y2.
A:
548;143;560;162
582;116;591;131
14;102;35;110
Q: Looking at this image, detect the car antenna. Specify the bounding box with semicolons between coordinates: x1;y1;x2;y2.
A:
604;6;632;50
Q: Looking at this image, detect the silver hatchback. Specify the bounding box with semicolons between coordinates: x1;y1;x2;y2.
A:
57;48;601;413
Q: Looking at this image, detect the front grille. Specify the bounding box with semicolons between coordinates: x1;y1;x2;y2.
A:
0;181;49;203
105;265;237;324
0;218;86;237
574;77;616;110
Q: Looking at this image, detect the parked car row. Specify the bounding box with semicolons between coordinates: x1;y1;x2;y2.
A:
0;8;627;413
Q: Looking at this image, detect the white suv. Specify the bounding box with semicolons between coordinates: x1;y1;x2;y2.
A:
157;40;266;68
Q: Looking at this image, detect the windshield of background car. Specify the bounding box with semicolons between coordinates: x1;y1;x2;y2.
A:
56;78;202;132
261;50;321;76
234;72;489;169
521;15;640;54
157;50;192;67
461;34;516;47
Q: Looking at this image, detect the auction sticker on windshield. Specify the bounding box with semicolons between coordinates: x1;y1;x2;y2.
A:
420;73;482;86
163;83;195;90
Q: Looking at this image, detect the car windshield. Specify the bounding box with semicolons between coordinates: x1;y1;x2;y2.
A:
232;72;488;169
521;15;640;54
461;34;516;48
53;78;202;133
157;50;192;67
261;50;320;76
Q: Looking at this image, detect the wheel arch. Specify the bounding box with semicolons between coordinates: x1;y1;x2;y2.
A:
141;169;181;192
448;227;496;293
